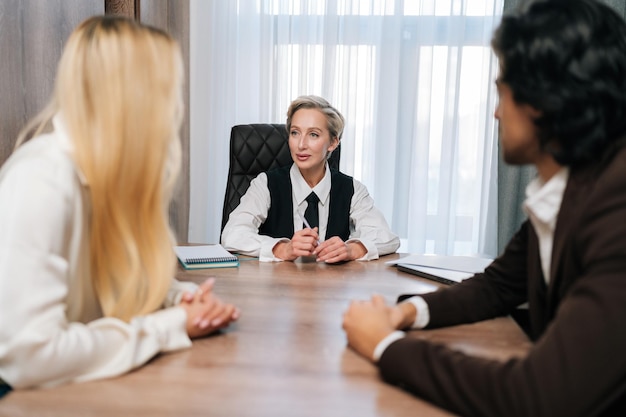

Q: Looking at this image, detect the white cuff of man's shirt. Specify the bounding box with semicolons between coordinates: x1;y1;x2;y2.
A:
373;331;406;362
372;297;430;362
405;296;430;329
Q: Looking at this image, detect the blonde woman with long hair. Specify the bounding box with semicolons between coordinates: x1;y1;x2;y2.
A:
0;16;239;392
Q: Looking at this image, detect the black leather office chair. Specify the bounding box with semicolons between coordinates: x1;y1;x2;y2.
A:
221;123;340;231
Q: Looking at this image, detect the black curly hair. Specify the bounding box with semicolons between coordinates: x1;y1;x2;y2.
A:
491;0;626;166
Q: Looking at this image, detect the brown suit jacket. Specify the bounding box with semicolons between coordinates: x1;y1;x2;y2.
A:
380;142;626;417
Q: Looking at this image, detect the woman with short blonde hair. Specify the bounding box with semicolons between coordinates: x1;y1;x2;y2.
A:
222;95;399;263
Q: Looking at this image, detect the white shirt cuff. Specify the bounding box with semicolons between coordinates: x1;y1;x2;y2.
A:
260;238;289;262
405;296;430;329
346;238;378;261
132;307;192;352
165;279;198;307
373;330;406;362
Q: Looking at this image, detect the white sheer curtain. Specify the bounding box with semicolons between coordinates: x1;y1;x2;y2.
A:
190;0;503;257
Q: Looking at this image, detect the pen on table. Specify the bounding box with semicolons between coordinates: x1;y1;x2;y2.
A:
297;210;320;245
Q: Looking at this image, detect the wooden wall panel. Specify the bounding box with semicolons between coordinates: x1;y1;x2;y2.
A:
0;0;102;167
139;0;190;243
104;0;138;17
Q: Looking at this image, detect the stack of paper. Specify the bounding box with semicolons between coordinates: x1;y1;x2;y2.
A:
387;254;493;285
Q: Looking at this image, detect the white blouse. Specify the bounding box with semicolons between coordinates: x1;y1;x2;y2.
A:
0;118;195;388
221;164;400;262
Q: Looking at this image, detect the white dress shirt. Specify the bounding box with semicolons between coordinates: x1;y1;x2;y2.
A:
373;168;570;361
0;117;196;388
221;164;400;262
523;167;570;282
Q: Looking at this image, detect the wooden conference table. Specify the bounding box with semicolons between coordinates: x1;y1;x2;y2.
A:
0;254;531;417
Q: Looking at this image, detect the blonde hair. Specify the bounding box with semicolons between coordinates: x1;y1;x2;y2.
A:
286;95;345;141
16;16;183;322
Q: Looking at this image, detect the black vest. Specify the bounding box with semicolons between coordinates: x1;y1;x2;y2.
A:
259;164;353;241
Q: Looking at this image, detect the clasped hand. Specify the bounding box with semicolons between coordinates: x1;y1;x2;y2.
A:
342;295;416;361
180;278;240;339
275;227;367;263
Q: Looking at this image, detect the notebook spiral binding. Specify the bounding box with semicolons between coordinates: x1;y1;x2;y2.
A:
186;256;236;264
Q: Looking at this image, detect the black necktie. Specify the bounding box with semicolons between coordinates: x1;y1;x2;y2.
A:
304;192;319;229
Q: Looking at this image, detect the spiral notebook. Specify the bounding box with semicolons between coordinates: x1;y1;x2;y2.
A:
174;245;239;269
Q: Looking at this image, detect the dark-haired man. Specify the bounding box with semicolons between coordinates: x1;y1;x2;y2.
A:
342;0;626;416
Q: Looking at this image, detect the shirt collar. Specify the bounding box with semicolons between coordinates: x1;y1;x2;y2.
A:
52;113;89;186
290;163;332;206
523;167;569;224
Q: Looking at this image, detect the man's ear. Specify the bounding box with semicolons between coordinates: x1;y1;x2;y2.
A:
525;104;542;119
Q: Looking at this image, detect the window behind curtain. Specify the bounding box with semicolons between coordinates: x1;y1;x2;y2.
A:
189;0;503;257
